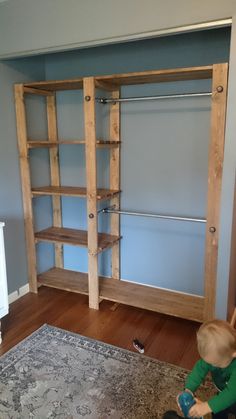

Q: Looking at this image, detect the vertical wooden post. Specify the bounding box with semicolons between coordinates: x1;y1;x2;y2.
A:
84;77;99;309
230;308;236;327
47;94;63;268
14;84;38;293
109;90;120;279
204;63;228;320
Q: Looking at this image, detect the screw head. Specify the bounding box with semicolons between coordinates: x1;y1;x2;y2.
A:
85;95;91;101
216;86;224;93
89;213;94;219
209;226;216;233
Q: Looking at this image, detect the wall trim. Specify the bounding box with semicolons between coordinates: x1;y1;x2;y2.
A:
8;283;29;304
0;18;232;60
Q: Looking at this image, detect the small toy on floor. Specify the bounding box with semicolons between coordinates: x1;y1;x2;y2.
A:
132;338;144;353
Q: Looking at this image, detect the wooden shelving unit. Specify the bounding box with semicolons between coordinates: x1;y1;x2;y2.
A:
35;227;120;254
15;63;228;322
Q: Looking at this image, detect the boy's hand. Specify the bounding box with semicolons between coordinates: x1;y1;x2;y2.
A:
189;399;212;417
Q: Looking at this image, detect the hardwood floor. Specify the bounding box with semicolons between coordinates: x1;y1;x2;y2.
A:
0;286;200;369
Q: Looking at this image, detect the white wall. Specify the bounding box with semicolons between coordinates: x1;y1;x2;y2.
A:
0;0;235;58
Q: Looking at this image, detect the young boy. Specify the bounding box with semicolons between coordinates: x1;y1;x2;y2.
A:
184;319;236;418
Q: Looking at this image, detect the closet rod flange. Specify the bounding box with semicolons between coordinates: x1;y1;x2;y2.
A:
99;207;206;224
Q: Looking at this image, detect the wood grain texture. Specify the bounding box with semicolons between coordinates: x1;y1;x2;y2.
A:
0;287;200;369
84;77;99;309
204;63;228;320
23;66;213;91
35;227;120;254
31;186;120;200
27;140;121;148
24;78;83;91
37;267;204;322
24;86;54;96
95;66;213;87
14;84;37;293
47;94;63;268
109;90;121;279
230;308;236;327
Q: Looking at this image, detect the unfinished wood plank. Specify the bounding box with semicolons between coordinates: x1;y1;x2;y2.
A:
84;77;99;309
100;278;204;322
96;65;213;87
14;84;37;293
110;90;121;279
27;140;121;149
95;80;120;92
230;308;236;327
35;227;120;253
31;186;120;200
24;87;54;96
37;267;204;322
204;63;228;320
38;267;89;295
96;140;121;148
47;94;63;268
27;141;57;149
23;66;213;93
24;78;83;91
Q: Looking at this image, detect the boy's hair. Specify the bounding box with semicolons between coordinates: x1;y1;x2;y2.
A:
197;319;236;359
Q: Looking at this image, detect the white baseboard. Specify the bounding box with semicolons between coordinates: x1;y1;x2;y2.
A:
8;283;29;304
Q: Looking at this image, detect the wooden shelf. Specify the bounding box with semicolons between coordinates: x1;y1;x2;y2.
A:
38;267;205;322
95;65;213;88
27;141;85;148
38;268;89;295
96;141;121;148
24;78;84;91
23;66;213;93
32;186;120;200
27;140;121;149
35;227;121;254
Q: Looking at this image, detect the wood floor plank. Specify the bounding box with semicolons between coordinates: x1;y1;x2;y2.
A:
0;286;199;368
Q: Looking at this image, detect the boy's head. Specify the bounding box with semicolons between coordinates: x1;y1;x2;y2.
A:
197;319;236;368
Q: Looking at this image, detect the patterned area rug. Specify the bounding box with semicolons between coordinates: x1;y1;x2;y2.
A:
0;324;214;419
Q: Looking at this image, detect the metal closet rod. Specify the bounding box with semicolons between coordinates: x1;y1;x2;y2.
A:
99;207;206;224
96;92;212;104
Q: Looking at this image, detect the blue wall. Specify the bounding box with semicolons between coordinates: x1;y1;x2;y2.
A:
0;0;234;59
31;28;230;296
